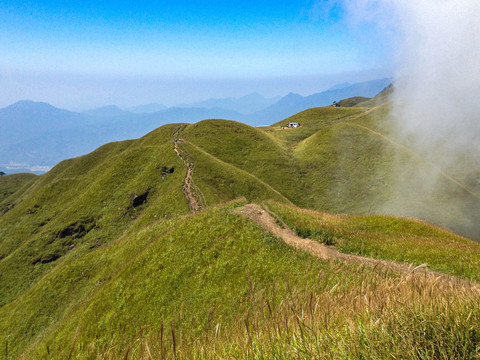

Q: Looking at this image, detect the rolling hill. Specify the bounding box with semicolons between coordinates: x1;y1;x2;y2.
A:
1;89;480;359
0;102;242;174
0;79;391;174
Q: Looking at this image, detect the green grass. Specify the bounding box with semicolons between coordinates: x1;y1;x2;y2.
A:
266;106;363;147
266;201;480;281
2;88;480;358
0;129;189;309
182;119;303;203
336;96;371;107
9;200;478;359
292;118;397;212
2;201;394;359
110;270;480;360
0;172;37;213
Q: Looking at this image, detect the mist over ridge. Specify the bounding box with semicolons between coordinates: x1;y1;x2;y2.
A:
344;0;480;236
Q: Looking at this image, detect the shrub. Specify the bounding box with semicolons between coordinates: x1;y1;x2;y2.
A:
294;227;337;245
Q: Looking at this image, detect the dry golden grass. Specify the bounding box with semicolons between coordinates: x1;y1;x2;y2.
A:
83;267;480;360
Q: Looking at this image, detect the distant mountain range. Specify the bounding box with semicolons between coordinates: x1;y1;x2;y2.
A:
243;78;391;125
0;78;391;174
126;103;167;114
185;92;281;114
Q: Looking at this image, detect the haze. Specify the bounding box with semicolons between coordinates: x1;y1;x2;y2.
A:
0;0;392;110
343;0;480;235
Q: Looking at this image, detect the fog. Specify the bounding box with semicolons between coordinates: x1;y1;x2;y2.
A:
345;0;480;239
392;0;480;153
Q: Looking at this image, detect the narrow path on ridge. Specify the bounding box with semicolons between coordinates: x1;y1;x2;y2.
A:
185;140;294;205
236;203;479;287
172;127;206;213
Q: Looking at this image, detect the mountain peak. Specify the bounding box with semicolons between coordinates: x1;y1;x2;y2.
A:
284;92;302;98
6;100;58;112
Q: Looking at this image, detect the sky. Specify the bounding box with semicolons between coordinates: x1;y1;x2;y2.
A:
0;0;393;109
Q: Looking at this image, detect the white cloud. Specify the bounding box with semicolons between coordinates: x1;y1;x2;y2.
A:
341;0;480;237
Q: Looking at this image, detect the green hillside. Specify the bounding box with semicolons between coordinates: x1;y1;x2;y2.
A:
1;91;480;358
336;96;371;107
2;198;480;359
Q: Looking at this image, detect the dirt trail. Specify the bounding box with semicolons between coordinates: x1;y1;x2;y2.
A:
173;128;205;213
236;204;476;283
185;141;294;205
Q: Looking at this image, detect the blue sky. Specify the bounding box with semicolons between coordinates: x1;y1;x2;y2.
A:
0;0;393;109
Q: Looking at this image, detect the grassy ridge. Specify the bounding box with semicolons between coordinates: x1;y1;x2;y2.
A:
2;91;480;358
266;201;480;281
0;134;188;308
0;120;305;358
293;118;397;212
336;96;371;107
266;102;480;240
6;201;479;359
8;202;360;358
0;173;37;213
268;106;363;147
183;119;303;202
183;142;290;205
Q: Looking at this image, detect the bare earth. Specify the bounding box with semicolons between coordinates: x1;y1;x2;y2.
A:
235;203;478;287
173;139;202;213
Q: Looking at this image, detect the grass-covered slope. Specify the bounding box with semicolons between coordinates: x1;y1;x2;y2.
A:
0;120;302;313
267;201;480;281
2;90;480;358
269;106;363;146
0;119;306;358
336;96;371;107
262;98;480;240
0;173;37;213
2;200;480;359
182;119;303;202
0;130;186;308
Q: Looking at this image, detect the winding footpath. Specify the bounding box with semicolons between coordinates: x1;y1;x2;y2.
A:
173;129;205;213
236;203;479;288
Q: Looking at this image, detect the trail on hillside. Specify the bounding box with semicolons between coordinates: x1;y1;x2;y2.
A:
185;140;294;205
172;127;206;213
236;203;476;285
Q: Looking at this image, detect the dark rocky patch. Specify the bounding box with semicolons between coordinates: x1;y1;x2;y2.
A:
56;217;95;239
131;191;149;207
38;220;49;227
27;205;40;215
160;166;175;175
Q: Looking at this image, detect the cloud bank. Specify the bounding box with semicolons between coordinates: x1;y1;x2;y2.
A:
343;0;480;238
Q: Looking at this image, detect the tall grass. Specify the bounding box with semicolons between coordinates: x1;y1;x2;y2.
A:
267;201;480;281
68;268;480;359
